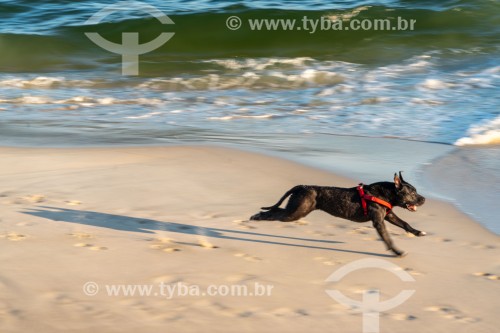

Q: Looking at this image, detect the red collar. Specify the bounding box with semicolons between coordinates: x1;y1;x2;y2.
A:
357;183;393;216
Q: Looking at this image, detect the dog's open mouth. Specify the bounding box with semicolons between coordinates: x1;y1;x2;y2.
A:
406;204;418;212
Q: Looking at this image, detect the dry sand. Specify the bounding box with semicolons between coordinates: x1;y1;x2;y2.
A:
0;146;498;333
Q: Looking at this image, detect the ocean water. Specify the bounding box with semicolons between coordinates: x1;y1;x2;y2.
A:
0;0;499;233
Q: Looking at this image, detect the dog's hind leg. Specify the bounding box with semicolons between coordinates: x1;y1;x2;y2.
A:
249;207;287;221
277;188;317;221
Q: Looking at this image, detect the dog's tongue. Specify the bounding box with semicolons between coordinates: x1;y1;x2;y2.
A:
407;205;417;212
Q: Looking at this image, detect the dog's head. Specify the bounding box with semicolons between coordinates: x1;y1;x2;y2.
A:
393;171;425;212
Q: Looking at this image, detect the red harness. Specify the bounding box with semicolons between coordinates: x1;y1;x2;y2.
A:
357;183;393;216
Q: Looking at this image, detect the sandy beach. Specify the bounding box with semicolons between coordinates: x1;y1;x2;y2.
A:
0;145;498;333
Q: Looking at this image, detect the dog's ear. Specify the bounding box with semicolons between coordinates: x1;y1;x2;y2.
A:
394;173;402;190
399;171;406;184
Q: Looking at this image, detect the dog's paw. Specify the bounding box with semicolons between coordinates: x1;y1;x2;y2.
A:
417;231;427;237
393;249;408;257
249;213;261;221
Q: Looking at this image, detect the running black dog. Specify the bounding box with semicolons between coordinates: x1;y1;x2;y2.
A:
250;172;426;256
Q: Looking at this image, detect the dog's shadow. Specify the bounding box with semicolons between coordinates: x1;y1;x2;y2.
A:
21;206;393;257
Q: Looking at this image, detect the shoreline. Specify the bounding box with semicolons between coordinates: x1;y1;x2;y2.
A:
2;136;496;236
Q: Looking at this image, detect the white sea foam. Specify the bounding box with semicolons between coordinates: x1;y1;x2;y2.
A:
14;96;53;104
420;78;452;90
410;98;444;105
483;66;500;75
0;55;498;150
125;111;164;119
208;114;276;121
0;59;351;93
139;69;344;91
358;97;390;105
367;55;433;79
326;6;371;21
0;76;93;88
455;116;500;146
56;96;96;104
98;97;116;105
205;57;314;70
1;95;164;106
465;77;493;88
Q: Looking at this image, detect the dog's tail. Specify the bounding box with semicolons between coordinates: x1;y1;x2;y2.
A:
261;186;300;210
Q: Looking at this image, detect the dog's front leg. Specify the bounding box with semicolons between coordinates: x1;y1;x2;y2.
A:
371;212;407;257
385;212;426;237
